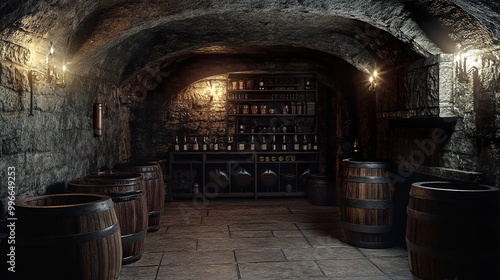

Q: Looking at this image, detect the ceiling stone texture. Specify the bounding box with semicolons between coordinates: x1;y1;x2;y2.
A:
1;0;498;88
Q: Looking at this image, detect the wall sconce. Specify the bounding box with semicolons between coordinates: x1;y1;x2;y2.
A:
93;102;103;137
455;54;478;83
207;81;214;103
29;42;66;87
27;42;67;116
369;70;378;92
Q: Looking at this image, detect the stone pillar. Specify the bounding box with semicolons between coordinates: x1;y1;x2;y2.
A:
438;53;455;117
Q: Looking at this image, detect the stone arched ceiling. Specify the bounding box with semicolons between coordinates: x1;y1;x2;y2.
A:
1;0;498;90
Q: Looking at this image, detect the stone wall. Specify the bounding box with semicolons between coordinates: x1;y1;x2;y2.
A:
443;48;500;185
371;49;500;186
0;39;131;219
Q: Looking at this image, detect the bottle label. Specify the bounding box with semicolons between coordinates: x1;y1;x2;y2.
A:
294;144;300;150
174;144;180;151
227;145;232;151
261;143;267;150
239;143;245;150
193;144;199;151
214;144;219;151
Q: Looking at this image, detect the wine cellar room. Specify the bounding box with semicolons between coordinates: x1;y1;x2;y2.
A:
1;1;500;279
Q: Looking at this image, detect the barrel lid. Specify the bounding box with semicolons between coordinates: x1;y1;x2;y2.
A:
15;193;113;216
412;181;497;192
342;158;391;168
85;171;143;181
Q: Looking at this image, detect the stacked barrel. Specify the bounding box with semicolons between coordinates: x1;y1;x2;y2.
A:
14;160;167;280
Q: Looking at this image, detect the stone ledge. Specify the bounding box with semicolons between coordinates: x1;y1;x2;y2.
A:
416;165;485;184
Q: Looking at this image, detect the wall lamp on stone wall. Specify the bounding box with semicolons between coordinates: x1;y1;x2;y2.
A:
27;42;67;116
29;42;66;88
455;53;478;83
369;70;378;92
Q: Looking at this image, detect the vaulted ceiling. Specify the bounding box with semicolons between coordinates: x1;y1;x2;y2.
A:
1;0;498;88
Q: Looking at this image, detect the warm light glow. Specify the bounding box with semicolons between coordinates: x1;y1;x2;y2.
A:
62;65;66;72
49;45;54;55
369;76;374;83
373;70;378;78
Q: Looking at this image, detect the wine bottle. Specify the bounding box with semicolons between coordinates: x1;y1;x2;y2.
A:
282;135;287;151
307;135;312;150
302;135;308;151
293;135;300;151
174;136;180;151
250;135;256;151
313;135;318;150
272;135;277;151
261;136;267;151
202;136;208;151
183;135;188;151
213;137;219;151
193;137;199;151
305;79;311;90
227;136;233;151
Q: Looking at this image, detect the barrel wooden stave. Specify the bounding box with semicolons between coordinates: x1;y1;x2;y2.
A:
15;194;122;280
406;181;500;279
340;159;393;248
68;174;148;265
114;162;166;231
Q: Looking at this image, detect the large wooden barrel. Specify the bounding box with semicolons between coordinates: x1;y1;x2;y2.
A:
114;162;165;231
68;172;148;265
340;159;393;248
406;181;500;279
15;193;122;280
308;174;334;205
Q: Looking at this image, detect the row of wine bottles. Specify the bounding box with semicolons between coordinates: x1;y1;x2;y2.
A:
174;135;318;152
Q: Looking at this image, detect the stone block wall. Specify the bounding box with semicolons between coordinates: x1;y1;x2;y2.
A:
372;49;500;186
0;39;131;218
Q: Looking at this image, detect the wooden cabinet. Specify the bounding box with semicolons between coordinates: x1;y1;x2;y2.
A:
169;73;320;199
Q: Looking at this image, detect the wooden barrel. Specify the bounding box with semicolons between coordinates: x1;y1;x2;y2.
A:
114;162;165;231
15;193;122;280
406;181;500;279
340;159;393;248
68;172;148;265
308;174;334;205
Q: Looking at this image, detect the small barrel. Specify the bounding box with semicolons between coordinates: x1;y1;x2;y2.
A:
406;181;500;279
68;172;148;265
308;174;334;205
15;193;122;280
340;159;393;248
114;162;166;231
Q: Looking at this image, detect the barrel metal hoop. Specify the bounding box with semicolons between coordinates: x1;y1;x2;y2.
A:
344;176;391;184
108;191;143;202
348;239;392;249
341;222;392;234
344;161;390;169
148;210;162;216
341;197;392;209
406;207;500;225
406;238;492;260
121;229;147;245
17;223;119;246
17;198;114;217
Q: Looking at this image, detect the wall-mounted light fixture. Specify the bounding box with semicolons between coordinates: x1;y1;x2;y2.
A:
207;81;214;103
29;42;67;88
93;102;103;137
455;53;478;83
28;42;67;116
369;70;378;92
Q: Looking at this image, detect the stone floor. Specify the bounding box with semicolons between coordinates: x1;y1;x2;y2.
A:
120;198;412;280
